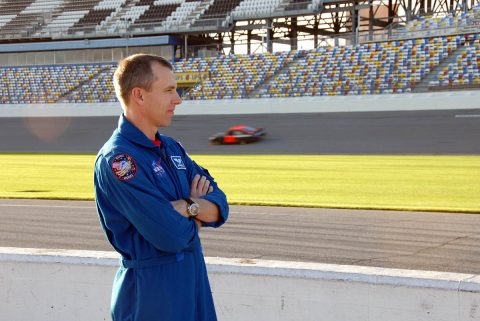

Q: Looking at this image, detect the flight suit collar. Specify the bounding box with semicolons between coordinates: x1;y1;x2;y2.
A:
117;114;162;149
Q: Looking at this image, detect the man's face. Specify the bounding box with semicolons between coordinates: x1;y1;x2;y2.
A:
140;62;182;128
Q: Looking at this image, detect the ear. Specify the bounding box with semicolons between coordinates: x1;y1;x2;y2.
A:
131;87;144;104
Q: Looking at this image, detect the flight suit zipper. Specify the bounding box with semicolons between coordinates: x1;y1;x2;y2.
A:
157;144;183;199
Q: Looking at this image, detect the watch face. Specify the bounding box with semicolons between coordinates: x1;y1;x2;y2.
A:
188;203;200;217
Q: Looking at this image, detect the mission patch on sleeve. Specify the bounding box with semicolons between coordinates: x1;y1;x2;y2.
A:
111;154;137;181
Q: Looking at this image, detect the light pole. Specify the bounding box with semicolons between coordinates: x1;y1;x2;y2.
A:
120;18;132;57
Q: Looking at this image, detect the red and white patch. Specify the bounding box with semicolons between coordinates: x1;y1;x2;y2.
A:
111;154;137;181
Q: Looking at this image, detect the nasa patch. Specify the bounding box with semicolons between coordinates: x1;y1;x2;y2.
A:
111;154;137;181
152;159;166;177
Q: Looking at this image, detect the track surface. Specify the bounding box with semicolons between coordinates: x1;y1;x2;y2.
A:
1;109;479;154
1;109;479;274
1;199;479;274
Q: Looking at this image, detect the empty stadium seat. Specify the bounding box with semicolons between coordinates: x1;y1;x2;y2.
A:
0;63;113;104
237;36;464;98
0;33;478;104
177;51;301;100
190;0;242;28
231;0;282;19
429;36;480;89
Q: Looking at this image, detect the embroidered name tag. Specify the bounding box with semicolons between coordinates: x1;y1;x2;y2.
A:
170;156;186;170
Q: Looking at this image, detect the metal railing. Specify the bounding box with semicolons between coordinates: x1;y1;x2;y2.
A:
0;18;231;41
358;23;480;43
2;10;480;47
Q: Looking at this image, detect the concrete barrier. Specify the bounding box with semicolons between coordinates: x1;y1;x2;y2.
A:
1;247;479;321
1;90;479;117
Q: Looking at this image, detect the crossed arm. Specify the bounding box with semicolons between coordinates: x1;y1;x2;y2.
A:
170;174;220;228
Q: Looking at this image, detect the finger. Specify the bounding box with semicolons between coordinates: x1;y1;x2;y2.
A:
197;176;206;191
198;176;208;194
208;186;214;193
190;174;201;197
191;174;200;191
201;179;211;194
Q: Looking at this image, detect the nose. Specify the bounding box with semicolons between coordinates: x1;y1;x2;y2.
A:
174;90;182;105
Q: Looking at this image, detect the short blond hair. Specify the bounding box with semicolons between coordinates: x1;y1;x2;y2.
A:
113;54;173;106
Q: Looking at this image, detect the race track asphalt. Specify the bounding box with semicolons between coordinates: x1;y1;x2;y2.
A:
1;199;480;274
1;109;479;154
1;109;479;273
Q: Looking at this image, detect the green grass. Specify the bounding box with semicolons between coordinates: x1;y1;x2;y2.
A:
1;154;479;213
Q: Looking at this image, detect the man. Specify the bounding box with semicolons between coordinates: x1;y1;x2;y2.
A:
94;54;229;321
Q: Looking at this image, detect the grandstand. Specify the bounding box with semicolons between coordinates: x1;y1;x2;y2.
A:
0;0;479;104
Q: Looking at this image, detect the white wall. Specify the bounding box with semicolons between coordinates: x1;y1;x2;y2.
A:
1;247;479;321
1;91;479;117
2;93;479;320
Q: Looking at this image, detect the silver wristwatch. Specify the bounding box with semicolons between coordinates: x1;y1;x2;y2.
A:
184;198;199;218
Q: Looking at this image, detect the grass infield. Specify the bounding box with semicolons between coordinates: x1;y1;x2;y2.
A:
1;154;479;213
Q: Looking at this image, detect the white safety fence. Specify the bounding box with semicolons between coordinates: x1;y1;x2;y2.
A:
0;247;479;321
0;90;479;118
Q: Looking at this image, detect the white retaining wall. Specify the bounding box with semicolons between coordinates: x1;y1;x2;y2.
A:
1;92;479;320
1;247;479;321
1;91;479;117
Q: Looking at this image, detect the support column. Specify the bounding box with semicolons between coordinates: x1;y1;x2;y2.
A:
407;0;412;22
333;9;341;46
419;0;425;15
388;0;394;25
184;35;188;59
352;1;358;45
314;15;319;48
230;30;235;54
290;17;298;51
427;0;432;14
247;27;252;55
217;33;223;55
266;18;273;53
369;0;374;41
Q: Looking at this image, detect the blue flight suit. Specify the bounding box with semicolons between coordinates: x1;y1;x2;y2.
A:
94;114;229;321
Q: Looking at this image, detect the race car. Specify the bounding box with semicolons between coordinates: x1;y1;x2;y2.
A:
209;125;266;145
